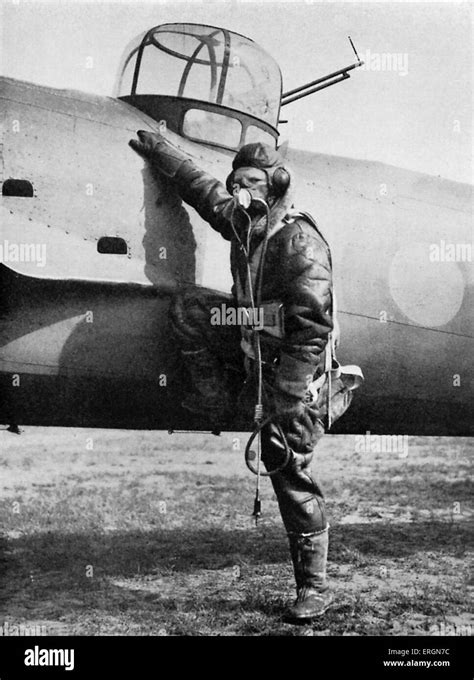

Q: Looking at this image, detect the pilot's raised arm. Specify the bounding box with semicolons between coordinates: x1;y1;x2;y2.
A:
129;130;235;241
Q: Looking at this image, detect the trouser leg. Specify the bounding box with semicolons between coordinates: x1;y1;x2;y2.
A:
261;414;333;621
261;420;327;534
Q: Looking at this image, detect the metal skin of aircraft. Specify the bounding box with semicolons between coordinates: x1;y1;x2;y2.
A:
0;23;472;437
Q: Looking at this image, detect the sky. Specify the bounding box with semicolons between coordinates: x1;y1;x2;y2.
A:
1;0;472;183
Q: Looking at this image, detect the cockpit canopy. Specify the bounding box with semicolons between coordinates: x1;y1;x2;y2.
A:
115;23;282;151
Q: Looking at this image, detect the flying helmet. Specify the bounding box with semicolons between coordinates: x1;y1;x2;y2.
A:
226;143;290;198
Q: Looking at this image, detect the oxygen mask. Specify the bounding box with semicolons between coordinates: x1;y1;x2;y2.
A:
232;184;270;220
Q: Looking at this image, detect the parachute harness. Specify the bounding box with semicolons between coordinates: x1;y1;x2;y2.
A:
230;198;291;524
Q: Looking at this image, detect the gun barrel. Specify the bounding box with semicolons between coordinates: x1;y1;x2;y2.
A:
281;73;351;106
281;61;363;102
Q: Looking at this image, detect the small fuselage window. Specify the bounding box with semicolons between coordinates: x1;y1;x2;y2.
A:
97;237;128;255
2;179;34;197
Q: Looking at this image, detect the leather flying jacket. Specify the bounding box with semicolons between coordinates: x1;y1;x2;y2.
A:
157;150;334;407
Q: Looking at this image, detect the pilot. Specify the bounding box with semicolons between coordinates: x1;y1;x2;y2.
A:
130;130;335;622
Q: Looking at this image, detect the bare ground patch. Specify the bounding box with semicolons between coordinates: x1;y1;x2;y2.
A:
0;429;472;636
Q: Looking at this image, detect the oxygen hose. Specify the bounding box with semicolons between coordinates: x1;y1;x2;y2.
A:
230;196;291;524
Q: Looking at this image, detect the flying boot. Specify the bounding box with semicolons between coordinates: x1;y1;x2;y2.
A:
285;526;333;622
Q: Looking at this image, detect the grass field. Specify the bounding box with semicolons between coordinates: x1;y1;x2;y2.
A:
0;428;472;636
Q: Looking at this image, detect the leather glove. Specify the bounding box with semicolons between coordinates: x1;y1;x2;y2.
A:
129;130;190;178
263;399;324;457
267;377;324;452
129;130;165;158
